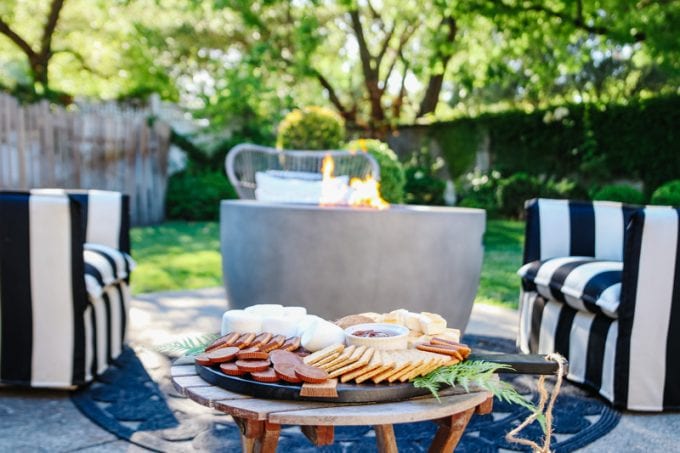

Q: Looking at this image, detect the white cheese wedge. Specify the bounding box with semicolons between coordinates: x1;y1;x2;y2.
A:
417;312;447;335
403;311;423;331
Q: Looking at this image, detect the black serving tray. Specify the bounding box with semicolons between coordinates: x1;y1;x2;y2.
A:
195;352;564;403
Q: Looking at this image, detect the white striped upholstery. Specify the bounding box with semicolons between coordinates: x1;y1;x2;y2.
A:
518;257;622;318
84;243;135;299
0;190;132;388
519;199;680;411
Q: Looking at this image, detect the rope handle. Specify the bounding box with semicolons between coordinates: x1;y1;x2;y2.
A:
505;353;566;453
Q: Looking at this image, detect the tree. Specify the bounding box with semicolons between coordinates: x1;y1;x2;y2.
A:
216;0;679;134
216;0;464;136
0;0;66;94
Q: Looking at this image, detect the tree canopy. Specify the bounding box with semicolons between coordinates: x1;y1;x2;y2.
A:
0;0;677;133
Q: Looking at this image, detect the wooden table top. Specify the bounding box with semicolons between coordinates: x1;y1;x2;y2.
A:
171;356;493;426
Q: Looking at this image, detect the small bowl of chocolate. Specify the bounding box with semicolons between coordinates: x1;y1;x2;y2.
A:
344;323;409;350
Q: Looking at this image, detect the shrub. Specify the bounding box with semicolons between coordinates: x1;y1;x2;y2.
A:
276;106;345;150
166;169;237;220
592;184;645;205
456;170;502;214
650;179;680;206
345;139;406;203
497;172;542;219
544;177;590;200
403;147;447;205
404;167;446;205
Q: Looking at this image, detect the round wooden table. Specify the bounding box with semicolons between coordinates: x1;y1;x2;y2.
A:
171;356;494;453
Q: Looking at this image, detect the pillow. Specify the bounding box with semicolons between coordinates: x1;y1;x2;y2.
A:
518;256;622;318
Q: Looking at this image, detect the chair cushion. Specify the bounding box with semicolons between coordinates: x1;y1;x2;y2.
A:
518;257;622;318
84;243;135;299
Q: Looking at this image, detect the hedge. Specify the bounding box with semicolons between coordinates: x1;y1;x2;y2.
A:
427;95;680;194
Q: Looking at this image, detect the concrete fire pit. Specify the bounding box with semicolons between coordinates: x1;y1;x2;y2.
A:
220;200;486;331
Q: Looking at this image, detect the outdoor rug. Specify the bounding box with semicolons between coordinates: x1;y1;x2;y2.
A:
71;335;620;452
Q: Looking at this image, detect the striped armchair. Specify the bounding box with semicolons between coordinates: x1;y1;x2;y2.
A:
517;198;680;411
0;189;134;388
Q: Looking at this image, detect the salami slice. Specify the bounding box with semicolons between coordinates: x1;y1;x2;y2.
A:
207;346;239;364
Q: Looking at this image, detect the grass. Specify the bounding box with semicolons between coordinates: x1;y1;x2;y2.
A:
477;219;525;309
130;221;223;294
130;219;525;308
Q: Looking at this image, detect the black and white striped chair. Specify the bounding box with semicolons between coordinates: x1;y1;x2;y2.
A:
0;189;134;388
518;198;680;411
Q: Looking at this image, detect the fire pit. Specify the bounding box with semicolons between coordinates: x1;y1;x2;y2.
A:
220;200;485;331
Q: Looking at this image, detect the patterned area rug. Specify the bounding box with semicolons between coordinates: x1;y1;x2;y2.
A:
71;335;620;452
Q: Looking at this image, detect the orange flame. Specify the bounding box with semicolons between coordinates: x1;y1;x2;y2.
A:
321;154;334;179
319;154;389;209
348;177;389;210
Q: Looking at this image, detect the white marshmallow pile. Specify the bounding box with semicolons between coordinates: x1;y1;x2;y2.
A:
221;304;345;352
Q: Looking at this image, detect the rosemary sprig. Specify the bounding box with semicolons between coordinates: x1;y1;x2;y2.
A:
412;360;546;432
155;333;220;356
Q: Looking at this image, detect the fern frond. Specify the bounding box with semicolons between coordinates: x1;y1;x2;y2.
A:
412;360;546;431
155;333;220;356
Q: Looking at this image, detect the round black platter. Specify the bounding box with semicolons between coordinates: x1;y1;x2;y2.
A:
195;364;434;403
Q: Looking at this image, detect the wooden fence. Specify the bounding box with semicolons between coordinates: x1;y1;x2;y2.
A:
0;93;171;225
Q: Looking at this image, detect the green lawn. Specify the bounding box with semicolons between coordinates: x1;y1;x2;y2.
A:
131;219;525;308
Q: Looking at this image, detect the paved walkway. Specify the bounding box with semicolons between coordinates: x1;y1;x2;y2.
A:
1;288;678;452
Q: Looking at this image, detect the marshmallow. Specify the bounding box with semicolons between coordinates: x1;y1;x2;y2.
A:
300;319;346;352
261;316;299;338
281;306;307;320
296;314;324;337
244;304;284;317
221;310;263;335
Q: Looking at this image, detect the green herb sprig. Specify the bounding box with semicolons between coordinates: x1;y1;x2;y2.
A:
412;360;546;431
155;333;220;356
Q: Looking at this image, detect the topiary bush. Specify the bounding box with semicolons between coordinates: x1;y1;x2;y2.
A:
592;184;645;205
166;169;237;220
650;179;680;206
345;139;406;204
276;106;345;150
497;172;543;219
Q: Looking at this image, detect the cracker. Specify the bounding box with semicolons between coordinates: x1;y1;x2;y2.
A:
314;351;342;368
328;347;374;378
326;345;368;372
355;351;396;384
303;344;345;365
320;345;356;370
388;360;422;383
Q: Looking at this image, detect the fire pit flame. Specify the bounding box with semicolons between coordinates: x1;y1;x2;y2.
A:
319;154;389;209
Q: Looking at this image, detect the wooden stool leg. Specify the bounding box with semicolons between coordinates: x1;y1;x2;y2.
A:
256;422;281;453
234;417;280;453
476;396;494;415
374;424;398;453
301;425;334;446
428;407;475;453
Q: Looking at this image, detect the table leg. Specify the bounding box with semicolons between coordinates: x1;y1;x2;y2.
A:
428;407;475;453
301;425;334;446
374;424;398;453
234;417;281;453
476;396;494;415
